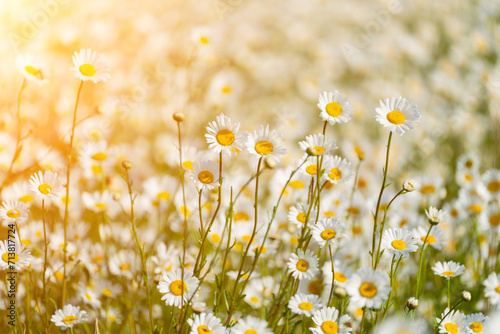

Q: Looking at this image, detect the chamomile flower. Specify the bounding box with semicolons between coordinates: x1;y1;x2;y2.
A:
436;308;465;334
71;48;110;83
288;293;323;317
414;225;446;250
231;316;273;334
483;272;500;305
345;268;391;309
187;313;226;334
457;152;480;172
381;228;418;258
432;261;465;280
157;269;199;308
288;249;319;280
482;169;500;199
464;313;488;334
205;113;245;156
246;124;287;161
16;53;49;85
191;160;220;191
375;97;420;135
50;304;88;330
311;217;347;247
322;260;353;287
310;306;352;334
0;238;33;270
0;201;28;224
322;155;354;184
299;154;324;179
29;171;64;200
288;202;314;226
317;90;354;125
299;133;338;156
426;207;447;225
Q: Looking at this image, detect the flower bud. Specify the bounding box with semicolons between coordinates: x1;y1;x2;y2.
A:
334;286;347;299
461;291;471;302
403;178;418;192
306;147;317;156
264;157;277;169
122;160;132;170
173;112;185;122
406;297;418;310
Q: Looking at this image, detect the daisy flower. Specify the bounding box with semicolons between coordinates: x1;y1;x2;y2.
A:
322;155;354;184
29;171;64;200
157;269;199;308
187;313;226;334
71;48;110;83
0;201;28;224
436;308;465;334
288;293;323;317
190;160;220;191
464;313;488;334
288;249;319;280
311;217;347;247
205;113;246;156
381;228;418;258
299;154;324;180
310;306;352;334
288;202;313;226
0;238;33;270
432;261;465;280
322;260;353;287
457;152;480;172
414;225;446;250
317;90;354;125
375;97;420;135
299;133;338;156
82;191;117;214
482;169;500;199
246;124;287;161
345;268;391;309
15;53;49;85
231;316;273;334
50;304;88;330
426;206;447;225
483;272;500;305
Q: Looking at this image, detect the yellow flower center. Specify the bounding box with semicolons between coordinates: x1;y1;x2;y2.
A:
2;252;19;263
324;211;335;217
7;209;20;218
157;191;171;201
55;271;64;280
95;203;106;210
420;185;435;194
234;212;250;221
468;204;483;213
108;315;117;322
79;64;96;77
254;246;267;254
421;235;436;244
442;271;455;277
19;195;34;203
198;171;215;184
391;239;406;250
91;165;103;174
298;302;313;311
183;161;194;170
297;212;307;223
92;256;104;263
85;293;92;301
355;308;363;317
216;129;235;146
490;214;500;226
325;102;342;117
250;296;259;303
25;65;41;76
38;184;52;195
199;36;209;44
328;168;342;181
470;322;483;333
211;234;221;243
386;110;406;124
92;152;107;161
296;259;309;272
308;279;322;294
334;272;347;283
221;85;232;94
444;323;458;334
494;284;500;294
245;330;258;334
102;288;113;297
255;140;274;155
305;164;318;175
321;229;336;240
62;315;78;325
355;147;365;160
488;181;500;192
197;325;212;334
359;282;377;298
21;239;32;246
170;280;187;296
347;207;359;215
313;146;325;155
289;180;305;189
321;320;338;334
119;263;131;271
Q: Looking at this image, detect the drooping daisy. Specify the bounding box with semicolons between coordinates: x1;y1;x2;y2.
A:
345;268;391;309
483;272;500;305
205;113;246;156
71;48;110;83
310;306;352;334
426;206;447;225
288;249;319;280
190;160;220;191
299;133;338;156
246;124;287;161
231;315;273;334
381;228;418;258
322;155;354;185
0;201;28;224
288;293;323;317
482;169;500;199
464;313;488;334
50;304;88;330
187;313;226;334
436;308;465;334
432;261;465;280
375;97;420;135
157;269;199;308
311;217;347;247
0;238;33;270
29;171;64;200
15;53;49;85
317;91;354;125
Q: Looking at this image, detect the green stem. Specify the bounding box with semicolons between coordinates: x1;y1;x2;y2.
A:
416;225;433;298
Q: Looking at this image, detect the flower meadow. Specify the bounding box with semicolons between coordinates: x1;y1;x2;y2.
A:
2;0;500;333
